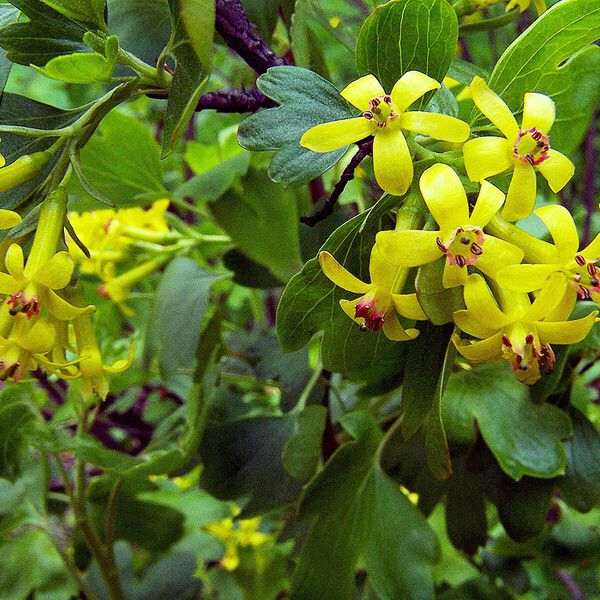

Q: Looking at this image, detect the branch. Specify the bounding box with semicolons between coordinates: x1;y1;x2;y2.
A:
215;0;288;74
301;137;374;227
556;569;585;600
196;87;274;113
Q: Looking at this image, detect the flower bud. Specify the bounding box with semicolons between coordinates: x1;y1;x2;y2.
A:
0;151;52;193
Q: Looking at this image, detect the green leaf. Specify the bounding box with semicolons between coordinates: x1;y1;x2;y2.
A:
559;409;600;513
237;66;353;186
40;0;106;26
446;56;489;85
0;0;88;66
70;110;166;209
162;0;212;156
209;168;304;282
106;0;172;66
0;401;37;481
199;415;304;517
241;0;279;39
442;364;573;480
291;412;439;600
147;256;225;384
33;35;118;83
282;405;327;482
277;206;409;378
355;0;458;95
487;0;600;153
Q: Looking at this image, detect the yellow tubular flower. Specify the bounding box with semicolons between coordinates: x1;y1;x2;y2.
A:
319;244;427;341
0;151;51;193
497;205;600;320
464;77;574;221
376;164;524;288
453;273;598;384
300;72;470;196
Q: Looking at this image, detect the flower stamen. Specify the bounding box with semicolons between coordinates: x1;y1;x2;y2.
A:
362;95;398;128
437;226;485;268
7;291;40;318
513;127;550;166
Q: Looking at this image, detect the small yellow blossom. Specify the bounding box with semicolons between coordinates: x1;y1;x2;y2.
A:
301;72;470;196
319;244;427;341
376;164;524;288
497;205;600;319
453;273;597;384
464;77;574;222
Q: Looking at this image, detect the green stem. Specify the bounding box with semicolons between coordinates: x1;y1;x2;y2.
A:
485;215;557;263
459;9;520;31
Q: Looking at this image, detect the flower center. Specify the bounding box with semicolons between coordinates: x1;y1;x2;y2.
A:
512;127;550;166
354;296;385;332
436;226;484;268
362;95;398;128
565;254;600;300
7;291;40;318
501;332;555;385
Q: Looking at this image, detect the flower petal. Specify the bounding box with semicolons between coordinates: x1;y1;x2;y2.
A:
526;272;568;322
463;273;509;326
521;92;555;133
453;331;504;362
0;272;20;295
369;244;405;290
383;311;420;341
372;127;413;196
300;118;375;152
33;251;74;290
496;263;561;292
582;233;600;261
501;161;536;222
463;136;513;182
536;310;598;345
319;251;370;293
20;318;55;354
391;71;439;114
0;209;21;229
477;235;525;278
536;149;575;193
104;344;135;373
469;180;505;227
470;76;519;139
419;163;469;230
391;292;427;320
340;74;385;111
375;229;442;266
534;205;579;261
5;243;24;279
43;289;96;321
399;112;470;142
546;287;577;322
453;310;500;339
339;298;360;322
443;262;468;288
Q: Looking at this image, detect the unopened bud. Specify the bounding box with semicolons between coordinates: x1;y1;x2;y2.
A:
0;151;52;193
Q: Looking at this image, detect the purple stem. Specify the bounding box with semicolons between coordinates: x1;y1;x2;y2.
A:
556;569;586;600
214;0;288;74
582;112;596;248
33;369;66;405
196;87;274;113
301;137;374;227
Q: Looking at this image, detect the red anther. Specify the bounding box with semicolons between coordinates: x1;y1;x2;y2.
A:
526;154;535;165
363;110;373;120
575;254;586;266
436;237;447;252
455;255;466;268
591;277;599;287
470;243;483;256
573;273;582;283
370;97;380;107
587;263;597;276
370;315;384;331
525;334;534;344
383;95;392;103
502;334;512;347
578;286;591;300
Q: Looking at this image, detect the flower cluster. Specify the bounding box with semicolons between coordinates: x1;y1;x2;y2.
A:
315;73;596;384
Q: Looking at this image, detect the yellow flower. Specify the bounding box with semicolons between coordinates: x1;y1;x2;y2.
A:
301;72;470;196
453;273;597;384
505;0;546;13
376;164;524;288
497;205;600;320
0;316;56;382
319;244;427;341
463;77;574;222
0;244;94;320
0;209;21;230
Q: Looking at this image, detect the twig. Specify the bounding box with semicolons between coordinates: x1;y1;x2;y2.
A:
556;569;586;600
582;112;596;247
196;87;274;112
301;138;374;227
215;0;288;74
